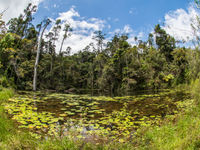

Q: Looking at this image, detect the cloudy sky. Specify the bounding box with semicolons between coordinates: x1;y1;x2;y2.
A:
0;0;199;53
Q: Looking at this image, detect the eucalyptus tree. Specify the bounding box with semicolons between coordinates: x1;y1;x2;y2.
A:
33;18;51;91
45;32;54;54
59;23;72;55
7;3;37;38
48;19;61;78
52;19;61;46
93;30;106;54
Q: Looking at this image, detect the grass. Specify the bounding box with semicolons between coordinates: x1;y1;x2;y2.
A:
0;88;14;102
1;84;200;149
133;82;200;150
0;88;14;141
135;109;200;149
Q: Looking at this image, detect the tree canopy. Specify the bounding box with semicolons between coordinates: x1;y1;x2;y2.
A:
0;3;199;95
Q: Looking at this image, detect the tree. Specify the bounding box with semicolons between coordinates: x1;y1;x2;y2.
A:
0;14;6;39
195;0;200;7
52;19;61;46
154;24;176;62
147;33;154;47
98;35;130;94
172;48;189;84
59;23;72;55
7;3;37;38
57;23;72;90
93;30;106;54
33;19;51;91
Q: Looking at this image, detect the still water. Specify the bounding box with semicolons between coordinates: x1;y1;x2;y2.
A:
3;90;191;141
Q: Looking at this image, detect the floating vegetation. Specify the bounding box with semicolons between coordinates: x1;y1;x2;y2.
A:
3;90;191;142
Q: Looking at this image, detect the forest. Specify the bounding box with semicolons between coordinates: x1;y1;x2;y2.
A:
0;3;199;94
1;1;200;150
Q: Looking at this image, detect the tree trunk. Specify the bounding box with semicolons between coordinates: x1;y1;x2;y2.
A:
59;35;65;55
33;21;49;91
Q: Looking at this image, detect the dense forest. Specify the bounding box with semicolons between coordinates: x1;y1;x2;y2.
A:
2;1;200;150
0;3;200;95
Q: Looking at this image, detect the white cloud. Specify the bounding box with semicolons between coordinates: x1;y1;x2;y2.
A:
0;0;43;23
112;24;133;35
123;25;133;33
127;32;144;46
163;4;200;42
49;7;107;54
127;35;137;45
109;24;143;46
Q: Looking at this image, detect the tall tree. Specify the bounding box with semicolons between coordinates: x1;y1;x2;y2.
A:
7;3;37;38
33;19;51;91
154;24;176;62
93;31;105;54
0;14;6;39
59;23;72;55
195;0;200;7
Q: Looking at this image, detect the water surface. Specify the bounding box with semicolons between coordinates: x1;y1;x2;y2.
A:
3;90;191;141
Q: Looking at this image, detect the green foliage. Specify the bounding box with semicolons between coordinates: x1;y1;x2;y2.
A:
2;90;189;144
1;1;200;149
0;3;198;93
0;88;14;142
135;100;199;150
0;88;14;102
154;24;175;62
0;88;195;149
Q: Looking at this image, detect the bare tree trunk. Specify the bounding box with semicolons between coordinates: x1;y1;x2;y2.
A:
59;24;71;55
59;35;65;55
33;21;49;91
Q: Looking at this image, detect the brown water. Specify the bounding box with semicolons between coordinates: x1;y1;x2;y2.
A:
4;90;191;141
33;90;189;119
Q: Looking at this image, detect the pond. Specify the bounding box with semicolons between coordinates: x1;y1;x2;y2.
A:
3;90;191;142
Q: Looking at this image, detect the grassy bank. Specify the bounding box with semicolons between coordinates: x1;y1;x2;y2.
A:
1;85;200;150
133;82;200;150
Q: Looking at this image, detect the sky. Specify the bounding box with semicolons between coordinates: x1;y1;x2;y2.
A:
0;0;199;53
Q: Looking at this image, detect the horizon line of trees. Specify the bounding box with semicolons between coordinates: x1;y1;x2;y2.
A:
0;3;200;95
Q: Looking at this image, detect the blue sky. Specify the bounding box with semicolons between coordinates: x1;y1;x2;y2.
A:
33;0;192;35
0;0;199;52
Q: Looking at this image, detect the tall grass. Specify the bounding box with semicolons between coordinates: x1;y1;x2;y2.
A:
0;88;15;146
0;89;38;150
0;88;14;103
134;79;200;150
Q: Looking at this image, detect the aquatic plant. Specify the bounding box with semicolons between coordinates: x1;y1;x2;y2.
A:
3;90;190;143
